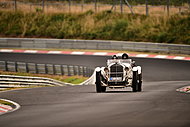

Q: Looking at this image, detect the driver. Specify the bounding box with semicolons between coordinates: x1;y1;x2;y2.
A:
112;55;118;59
122;53;129;59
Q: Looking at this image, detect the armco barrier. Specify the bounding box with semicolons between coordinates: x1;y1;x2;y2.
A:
0;61;93;77
0;38;190;54
0;75;66;87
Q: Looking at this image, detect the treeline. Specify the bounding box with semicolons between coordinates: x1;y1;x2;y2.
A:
0;10;189;44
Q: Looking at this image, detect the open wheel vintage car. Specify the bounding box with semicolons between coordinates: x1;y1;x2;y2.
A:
95;53;142;93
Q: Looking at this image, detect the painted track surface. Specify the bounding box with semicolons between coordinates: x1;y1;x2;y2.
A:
0;52;190;127
1;49;190;61
0;104;13;114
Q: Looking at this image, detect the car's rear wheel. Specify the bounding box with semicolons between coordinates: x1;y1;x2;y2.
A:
96;71;106;93
132;71;138;92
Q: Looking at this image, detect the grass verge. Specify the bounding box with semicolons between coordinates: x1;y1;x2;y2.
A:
0;99;13;106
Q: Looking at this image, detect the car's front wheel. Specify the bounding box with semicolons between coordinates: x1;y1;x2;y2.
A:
137;73;142;92
132;71;138;92
95;71;106;93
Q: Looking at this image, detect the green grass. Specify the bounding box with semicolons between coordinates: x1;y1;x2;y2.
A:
0;99;13;106
0;10;189;44
63;77;88;84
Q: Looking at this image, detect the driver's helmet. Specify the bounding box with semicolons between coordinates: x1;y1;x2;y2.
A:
122;53;129;59
112;55;118;59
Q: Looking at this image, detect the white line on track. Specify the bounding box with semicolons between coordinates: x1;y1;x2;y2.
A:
93;52;107;56
24;50;37;53
155;55;167;58
71;52;85;55
47;51;62;54
136;54;149;57
0;49;13;52
173;56;185;60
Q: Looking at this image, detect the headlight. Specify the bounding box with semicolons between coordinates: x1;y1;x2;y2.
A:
104;67;109;74
125;67;129;71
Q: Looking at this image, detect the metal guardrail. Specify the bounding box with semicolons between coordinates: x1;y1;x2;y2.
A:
0;61;93;77
0;75;66;88
0;38;189;55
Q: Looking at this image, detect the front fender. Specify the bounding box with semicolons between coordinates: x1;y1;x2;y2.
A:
137;66;142;74
132;66;142;74
95;67;101;72
95;67;107;80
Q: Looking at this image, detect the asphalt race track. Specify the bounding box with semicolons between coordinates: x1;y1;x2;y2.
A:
0;52;190;127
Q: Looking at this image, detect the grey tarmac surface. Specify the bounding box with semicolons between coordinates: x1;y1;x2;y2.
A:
0;52;190;81
0;52;190;127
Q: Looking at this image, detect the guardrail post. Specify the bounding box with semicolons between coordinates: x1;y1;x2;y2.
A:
5;61;8;71
45;64;48;74
62;65;68;76
78;66;81;76
68;65;71;76
86;68;89;77
85;67;87;77
77;66;80;76
88;68;92;77
26;63;29;73
73;66;77;75
35;63;38;74
15;62;18;72
82;67;85;77
62;65;66;75
53;64;56;75
60;65;64;75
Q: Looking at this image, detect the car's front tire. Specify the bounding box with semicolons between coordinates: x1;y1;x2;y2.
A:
137;73;142;92
132;71;138;92
95;71;106;93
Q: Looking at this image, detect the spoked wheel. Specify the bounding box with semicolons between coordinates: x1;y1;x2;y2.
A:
137;73;142;92
95;71;106;93
132;71;138;92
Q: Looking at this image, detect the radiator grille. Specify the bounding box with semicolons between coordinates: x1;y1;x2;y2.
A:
110;64;123;78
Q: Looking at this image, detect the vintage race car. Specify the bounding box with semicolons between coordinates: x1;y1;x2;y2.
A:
95;53;142;93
